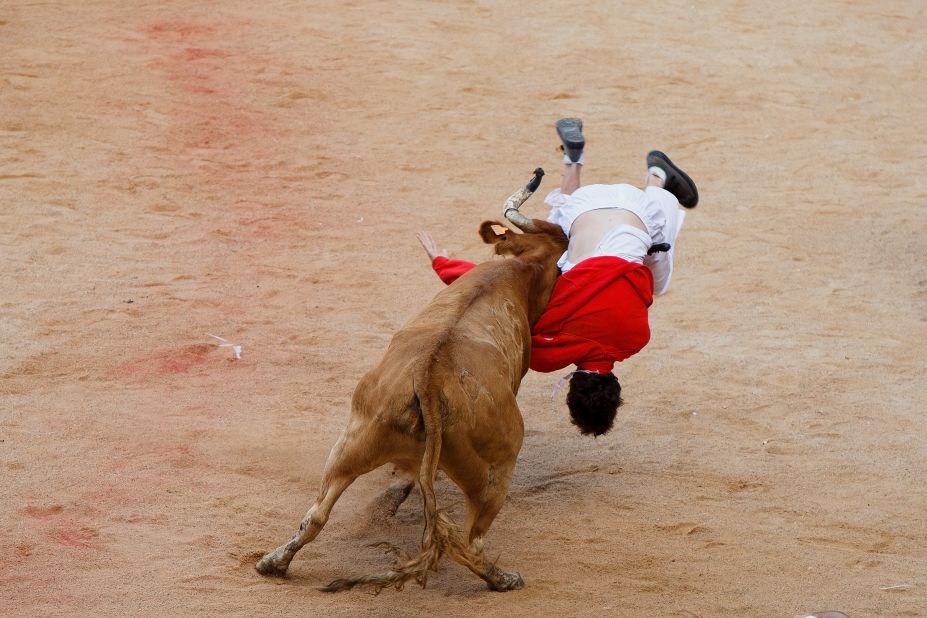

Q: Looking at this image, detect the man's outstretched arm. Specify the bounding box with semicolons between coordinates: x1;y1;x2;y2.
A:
416;231;476;285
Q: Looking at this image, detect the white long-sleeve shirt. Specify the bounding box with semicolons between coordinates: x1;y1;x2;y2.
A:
544;183;684;296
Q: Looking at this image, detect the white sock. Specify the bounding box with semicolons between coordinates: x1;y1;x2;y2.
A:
648;165;666;181
564;151;585;165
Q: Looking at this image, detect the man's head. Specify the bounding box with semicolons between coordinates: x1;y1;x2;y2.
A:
566;371;622;436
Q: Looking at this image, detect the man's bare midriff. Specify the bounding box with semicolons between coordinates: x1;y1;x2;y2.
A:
566;207;648;265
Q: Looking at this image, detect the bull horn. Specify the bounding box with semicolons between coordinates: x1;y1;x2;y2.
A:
504;208;535;231
502;167;544;232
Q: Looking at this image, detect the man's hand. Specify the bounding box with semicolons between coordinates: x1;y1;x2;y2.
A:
416;231;448;261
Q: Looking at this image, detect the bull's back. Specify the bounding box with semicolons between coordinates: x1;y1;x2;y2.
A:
355;261;534;421
394;261;532;384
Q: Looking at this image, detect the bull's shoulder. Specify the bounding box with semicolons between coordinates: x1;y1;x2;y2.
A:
431;259;537;311
455;257;541;286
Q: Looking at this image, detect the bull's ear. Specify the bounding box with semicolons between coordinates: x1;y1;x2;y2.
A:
478;220;508;244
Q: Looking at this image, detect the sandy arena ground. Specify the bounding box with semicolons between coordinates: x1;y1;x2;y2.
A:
2;1;925;616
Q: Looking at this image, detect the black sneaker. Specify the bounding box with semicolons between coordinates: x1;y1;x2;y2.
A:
647;150;699;208
556;118;585;163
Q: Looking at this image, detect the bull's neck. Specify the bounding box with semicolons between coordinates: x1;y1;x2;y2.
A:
523;261;561;325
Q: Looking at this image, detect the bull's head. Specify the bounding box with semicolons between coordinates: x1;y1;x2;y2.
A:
478;168;568;262
476;168;568;326
478;218;567;261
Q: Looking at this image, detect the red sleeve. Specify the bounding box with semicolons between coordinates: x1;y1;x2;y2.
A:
432;256;476;285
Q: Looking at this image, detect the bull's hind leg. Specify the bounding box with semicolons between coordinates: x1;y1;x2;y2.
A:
445;456;524;591
256;427;387;577
465;461;525;591
255;472;353;577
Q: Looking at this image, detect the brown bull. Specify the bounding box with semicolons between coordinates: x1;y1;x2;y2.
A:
256;170;567;592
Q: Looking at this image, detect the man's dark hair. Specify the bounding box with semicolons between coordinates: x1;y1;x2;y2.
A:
566;371;622;436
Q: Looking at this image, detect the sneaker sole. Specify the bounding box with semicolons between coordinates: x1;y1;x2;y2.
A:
556;118;585;162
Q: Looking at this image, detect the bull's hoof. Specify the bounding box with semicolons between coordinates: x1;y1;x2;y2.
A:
487;569;524;591
255;555;288;578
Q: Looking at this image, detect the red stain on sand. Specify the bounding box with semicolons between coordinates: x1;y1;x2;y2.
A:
157;344;211;374
134;17;277;172
183;85;219;96
23;505;98;549
49;528;97;549
106;344;215;379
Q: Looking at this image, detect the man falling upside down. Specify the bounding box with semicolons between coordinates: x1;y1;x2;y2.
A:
417;118;698;436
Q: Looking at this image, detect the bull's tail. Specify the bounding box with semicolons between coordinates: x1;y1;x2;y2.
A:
320;387;483;593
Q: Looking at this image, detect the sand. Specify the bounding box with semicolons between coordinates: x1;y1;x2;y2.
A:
1;1;925;616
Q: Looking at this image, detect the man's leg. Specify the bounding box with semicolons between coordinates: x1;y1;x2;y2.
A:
644;162;680;212
561;161;582;195
644;168;665;189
